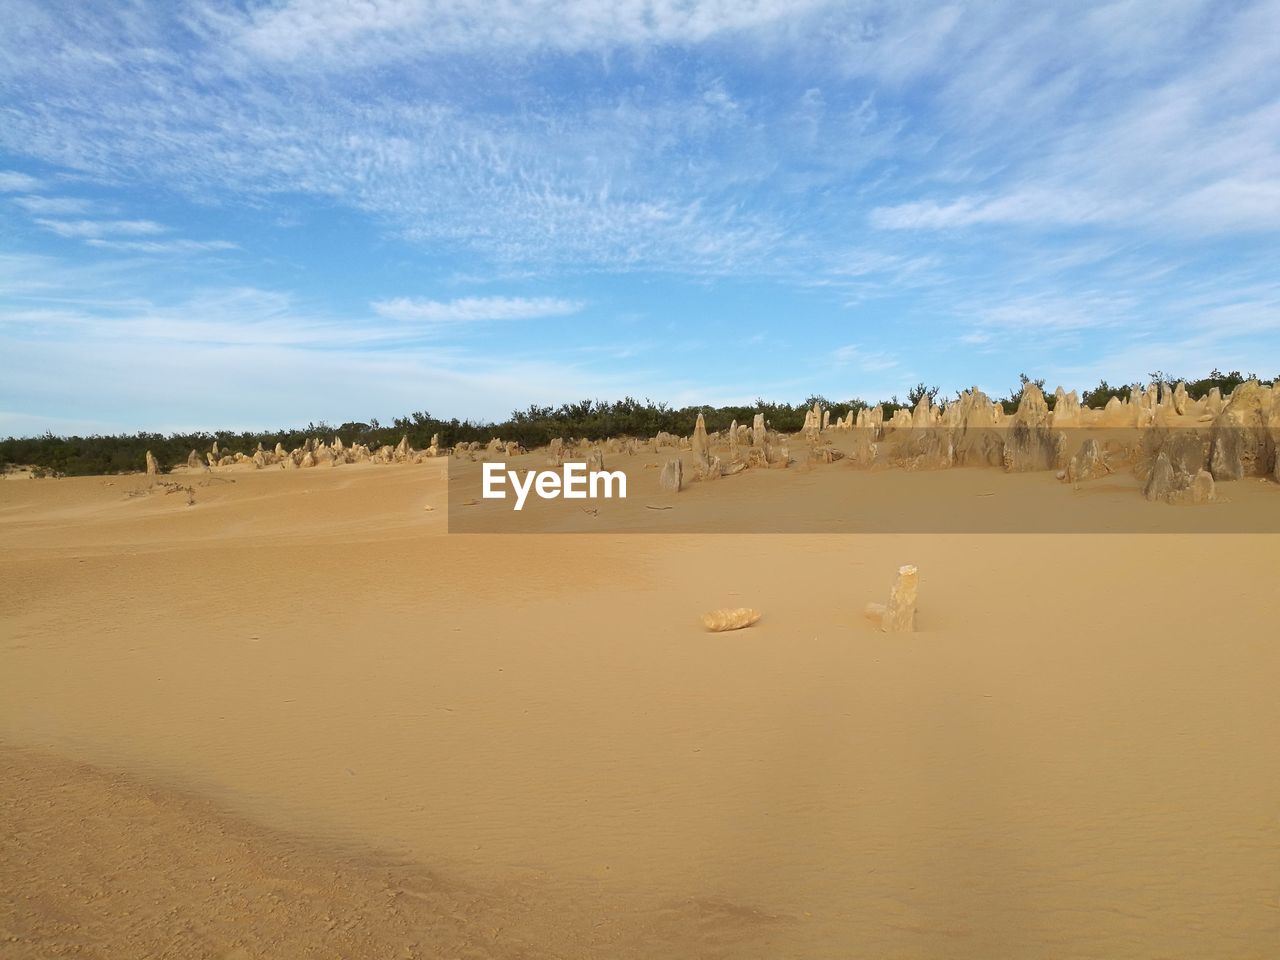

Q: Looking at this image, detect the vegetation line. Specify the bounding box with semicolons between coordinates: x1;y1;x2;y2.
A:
3;369;1273;476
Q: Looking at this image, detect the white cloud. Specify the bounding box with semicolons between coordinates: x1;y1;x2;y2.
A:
35;218;168;239
2;0;1280;431
24;213;235;257
1164;178;1280;233
0;170;41;191
869;188;1126;231
84;238;238;254
0;409;119;436
14;207;233;257
0;277;679;433
235;0;834;62
965;294;1135;333
832;343;899;371
11;195;93;215
371;296;584;324
0;1;895;275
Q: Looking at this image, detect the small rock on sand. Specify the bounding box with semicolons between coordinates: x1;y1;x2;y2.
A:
702;608;762;632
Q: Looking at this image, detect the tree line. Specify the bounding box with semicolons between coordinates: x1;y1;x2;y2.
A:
3;369;1273;476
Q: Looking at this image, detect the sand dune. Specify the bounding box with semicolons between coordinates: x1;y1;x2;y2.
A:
2;461;1278;957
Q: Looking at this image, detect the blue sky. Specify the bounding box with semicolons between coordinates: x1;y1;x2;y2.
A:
2;0;1278;435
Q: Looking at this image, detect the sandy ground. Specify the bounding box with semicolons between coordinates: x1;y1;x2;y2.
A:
2;459;1278;957
445;436;1280;533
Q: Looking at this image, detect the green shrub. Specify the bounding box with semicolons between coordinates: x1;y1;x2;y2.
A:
6;369;1273;475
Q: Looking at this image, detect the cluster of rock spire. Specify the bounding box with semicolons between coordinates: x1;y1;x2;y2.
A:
143;378;1278;505
170;433;449;473
787;378;1278;503
643;378;1277;500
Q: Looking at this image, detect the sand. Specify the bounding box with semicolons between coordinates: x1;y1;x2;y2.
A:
2;460;1278;957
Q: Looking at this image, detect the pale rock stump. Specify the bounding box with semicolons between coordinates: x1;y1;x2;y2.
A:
864;564;918;633
659;458;683;493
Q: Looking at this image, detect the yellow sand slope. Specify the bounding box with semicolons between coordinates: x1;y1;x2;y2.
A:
2;463;1277;957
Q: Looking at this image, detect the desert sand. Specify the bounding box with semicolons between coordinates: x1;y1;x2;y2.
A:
2;455;1278;957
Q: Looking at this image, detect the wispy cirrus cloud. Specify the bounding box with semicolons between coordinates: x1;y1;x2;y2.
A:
3;0;1280;433
371;296;584;324
11;195;94;215
234;0;835;62
0;170;41;191
22;213;237;256
865;2;1280;238
6;0;1277;277
35;218;167;239
832;344;899;371
0;266;676;434
967;294;1137;334
0;2;881;275
84;238;238;254
869;189;1124;231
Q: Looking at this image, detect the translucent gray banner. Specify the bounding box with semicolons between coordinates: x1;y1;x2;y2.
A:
446;427;1280;533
